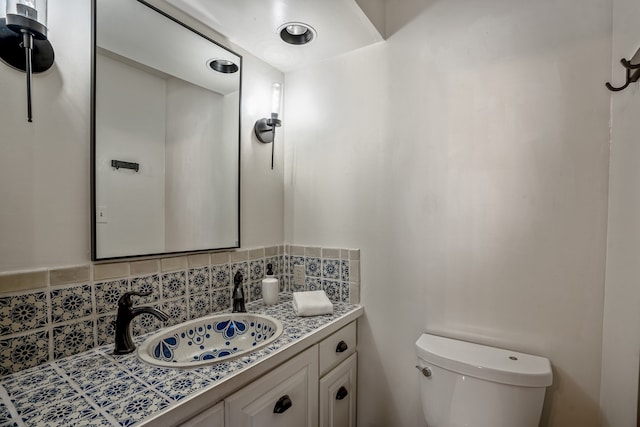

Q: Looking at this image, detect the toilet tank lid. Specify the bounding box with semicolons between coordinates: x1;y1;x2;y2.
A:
415;334;553;387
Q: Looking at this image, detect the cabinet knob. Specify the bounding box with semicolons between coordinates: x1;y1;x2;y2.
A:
336;386;349;400
273;395;292;414
336;341;348;353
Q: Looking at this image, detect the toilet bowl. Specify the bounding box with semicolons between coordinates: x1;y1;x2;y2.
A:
415;334;553;427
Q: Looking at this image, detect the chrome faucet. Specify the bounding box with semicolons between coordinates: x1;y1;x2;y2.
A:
113;291;169;355
232;271;246;313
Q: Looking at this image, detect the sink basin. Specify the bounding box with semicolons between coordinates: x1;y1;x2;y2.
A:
137;313;283;368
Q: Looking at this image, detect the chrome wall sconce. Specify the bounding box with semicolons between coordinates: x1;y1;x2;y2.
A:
254;82;283;170
0;0;54;122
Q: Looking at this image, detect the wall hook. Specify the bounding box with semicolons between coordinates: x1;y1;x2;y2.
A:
606;47;640;92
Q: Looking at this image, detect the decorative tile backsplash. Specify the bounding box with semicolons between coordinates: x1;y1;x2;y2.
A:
0;244;360;376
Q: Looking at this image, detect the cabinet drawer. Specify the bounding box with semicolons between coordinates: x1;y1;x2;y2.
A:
319;322;356;376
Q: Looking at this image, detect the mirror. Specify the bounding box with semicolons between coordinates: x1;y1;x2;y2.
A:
92;0;241;260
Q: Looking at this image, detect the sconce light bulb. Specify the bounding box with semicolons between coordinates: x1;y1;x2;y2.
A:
271;82;282;116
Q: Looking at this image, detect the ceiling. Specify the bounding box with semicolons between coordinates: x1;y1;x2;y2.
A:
98;0;241;95
163;0;384;72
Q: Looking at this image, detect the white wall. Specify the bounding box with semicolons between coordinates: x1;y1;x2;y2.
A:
95;54;166;258
0;0;91;271
600;0;640;424
284;0;612;425
164;78;234;251
0;0;284;273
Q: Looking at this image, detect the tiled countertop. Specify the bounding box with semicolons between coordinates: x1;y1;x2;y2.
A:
0;295;363;427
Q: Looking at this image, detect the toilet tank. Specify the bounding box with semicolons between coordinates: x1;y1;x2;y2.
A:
415;334;553;427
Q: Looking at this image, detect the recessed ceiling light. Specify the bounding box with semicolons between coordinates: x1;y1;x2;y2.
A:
278;22;316;45
208;59;239;73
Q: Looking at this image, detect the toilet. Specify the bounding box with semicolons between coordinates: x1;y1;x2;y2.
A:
415;334;553;427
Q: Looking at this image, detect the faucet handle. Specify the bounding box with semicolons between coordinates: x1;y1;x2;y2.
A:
118;291;152;308
233;271;243;286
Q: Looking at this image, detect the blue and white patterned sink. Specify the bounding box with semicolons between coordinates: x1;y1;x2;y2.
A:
137;313;283;368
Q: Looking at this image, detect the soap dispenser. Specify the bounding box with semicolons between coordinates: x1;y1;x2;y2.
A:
262;263;279;306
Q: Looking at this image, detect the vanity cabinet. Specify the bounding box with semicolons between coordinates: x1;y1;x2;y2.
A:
225;345;319;427
178;321;358;427
179;402;224;427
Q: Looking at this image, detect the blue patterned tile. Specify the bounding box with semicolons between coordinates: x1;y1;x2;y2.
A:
58;354;126;391
249;260;264;281
189;293;211;319
322;259;340;280
306;277;322;291
195;360;244;379
341;260;350;282
211;288;230;312
323;280;341;302
278;254;284;276
162;271;186;299
95;279;128;314
0;331;49;376
97;314;116;346
231;262;249;284
51;284;92;323
70;414;114;426
0;292;48;335
0;402;11;423
128;364;181;386
283;324;306;340
249;281;262;302
132;309;166;337
53;320;94;360
341;282;350;303
20;395;99;426
86;376;146;408
10;379;78;414
162;298;188;326
281;275;290;292
106;388;170;426
305;257;321;277
130;275;160;304
283;255;290;274
211;264;230;289
188;267;210;295
155;371;211;401
1;365;60;396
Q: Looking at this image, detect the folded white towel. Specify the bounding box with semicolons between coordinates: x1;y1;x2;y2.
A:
292;290;334;317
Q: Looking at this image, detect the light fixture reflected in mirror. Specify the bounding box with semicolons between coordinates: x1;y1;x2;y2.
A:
0;0;54;122
254;82;283;170
207;58;238;74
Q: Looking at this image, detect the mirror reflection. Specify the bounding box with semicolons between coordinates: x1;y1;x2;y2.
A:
92;0;241;260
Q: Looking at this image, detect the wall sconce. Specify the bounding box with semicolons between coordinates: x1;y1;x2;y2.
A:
0;0;54;122
254;83;283;170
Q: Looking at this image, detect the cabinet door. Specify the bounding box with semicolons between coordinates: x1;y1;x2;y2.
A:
225;346;319;427
319;353;357;427
180;401;224;427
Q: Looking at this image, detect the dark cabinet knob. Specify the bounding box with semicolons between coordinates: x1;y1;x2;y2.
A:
336;386;349;400
336;340;348;353
273;395;292;414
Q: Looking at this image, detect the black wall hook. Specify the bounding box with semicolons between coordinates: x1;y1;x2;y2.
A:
606;48;640;92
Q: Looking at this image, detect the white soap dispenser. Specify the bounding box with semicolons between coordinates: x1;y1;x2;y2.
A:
262;263;279;306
